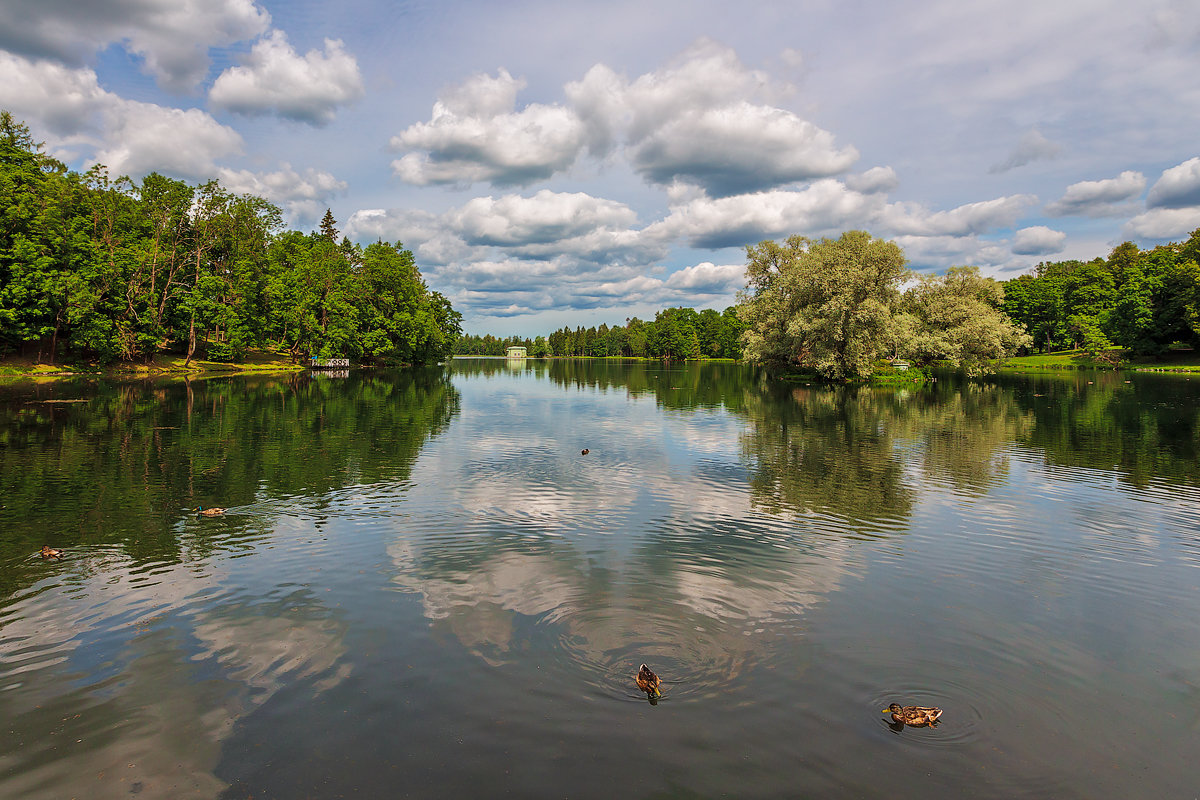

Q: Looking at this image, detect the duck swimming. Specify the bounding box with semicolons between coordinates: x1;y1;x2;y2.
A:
39;546;63;559
580;449;590;455
635;664;661;697
197;506;226;516
883;703;942;727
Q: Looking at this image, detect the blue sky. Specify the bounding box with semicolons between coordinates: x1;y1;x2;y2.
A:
1;0;1198;335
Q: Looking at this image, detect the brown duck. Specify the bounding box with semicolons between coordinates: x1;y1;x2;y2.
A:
883;703;942;727
197;506;226;516
39;546;64;559
635;664;661;697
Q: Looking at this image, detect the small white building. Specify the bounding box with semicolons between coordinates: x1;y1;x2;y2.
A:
890;359;910;371
506;346;527;358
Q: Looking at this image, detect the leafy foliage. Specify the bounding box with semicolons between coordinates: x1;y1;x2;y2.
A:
1002;231;1200;358
0;113;460;366
737;231;1028;379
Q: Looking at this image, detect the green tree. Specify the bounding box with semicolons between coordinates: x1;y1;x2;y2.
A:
901;266;1032;375
739;231;908;379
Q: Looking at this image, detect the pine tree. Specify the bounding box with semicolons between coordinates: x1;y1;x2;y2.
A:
319;208;338;241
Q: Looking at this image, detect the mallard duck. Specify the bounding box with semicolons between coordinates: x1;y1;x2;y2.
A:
197;506;226;516
39;546;63;559
883;703;942;727
635;664;661;697
580;449;590;455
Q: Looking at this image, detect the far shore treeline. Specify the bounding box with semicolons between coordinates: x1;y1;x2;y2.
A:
461;228;1200;380
0;112;461;366
455;306;746;360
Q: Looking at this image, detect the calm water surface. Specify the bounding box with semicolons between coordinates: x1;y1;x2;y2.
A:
1;360;1199;798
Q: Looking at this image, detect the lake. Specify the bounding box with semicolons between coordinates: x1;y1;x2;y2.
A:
1;360;1199;798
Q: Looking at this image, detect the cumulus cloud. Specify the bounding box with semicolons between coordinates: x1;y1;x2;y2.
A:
1123;208;1200;240
893;235;1014;272
664;262;745;291
1146;157;1200;209
627;101;858;195
845;166;899;194
0;0;270;92
216;163;346;223
1011;226;1067;255
881;194;1037;237
646;180;883;249
568;40;857;195
97;103;244;179
445;190;637;246
0;52;242;178
389;69;587;187
390;40;856;194
345;208;472;265
989;129;1062;174
209;31;363;125
1044;170;1146;217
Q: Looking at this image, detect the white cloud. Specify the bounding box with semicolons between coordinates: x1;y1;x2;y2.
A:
627;101;858;195
881;195;1037;237
389;40;856;194
845;166;899;194
1123;208;1200;240
893;234;1014;272
216;163;346;223
97;102;243;179
0;52;242;179
568;39;856;195
209;31;364;125
390;69;587;187
446;190;637;246
0;0;270;92
1044;170;1146;217
989;129;1062;174
646;180;882;249
1011;226;1067;255
664;262;745;291
1146;157;1200;209
0;52;109;137
344;208;471;265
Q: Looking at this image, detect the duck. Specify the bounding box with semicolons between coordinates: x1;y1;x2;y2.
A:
883;703;942;727
580;449;590;455
635;664;662;697
39;546;63;559
197;506;226;516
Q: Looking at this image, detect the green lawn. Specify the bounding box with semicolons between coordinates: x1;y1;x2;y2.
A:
1002;348;1200;372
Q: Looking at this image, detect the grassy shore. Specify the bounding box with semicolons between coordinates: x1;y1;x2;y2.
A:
0;350;306;379
1001;348;1200;373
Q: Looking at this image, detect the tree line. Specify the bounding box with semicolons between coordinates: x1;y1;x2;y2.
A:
455;305;746;359
1000;231;1200;360
0;112;461;365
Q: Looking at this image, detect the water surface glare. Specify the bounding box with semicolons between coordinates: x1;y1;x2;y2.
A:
1;361;1199;798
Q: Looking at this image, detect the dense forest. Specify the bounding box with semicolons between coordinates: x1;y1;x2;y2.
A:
0;112;461;365
1000;231;1200;359
455;305;746;359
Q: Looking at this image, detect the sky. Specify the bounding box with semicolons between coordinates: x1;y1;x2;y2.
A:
1;0;1198;336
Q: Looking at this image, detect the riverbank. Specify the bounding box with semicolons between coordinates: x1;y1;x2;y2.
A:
1001;348;1200;373
0;350;306;379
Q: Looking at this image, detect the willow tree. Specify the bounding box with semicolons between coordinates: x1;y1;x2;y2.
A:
896;266;1032;375
738;231;908;379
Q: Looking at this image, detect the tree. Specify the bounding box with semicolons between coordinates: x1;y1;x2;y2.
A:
739;231;908;379
319;208;338;241
901;266;1032;375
